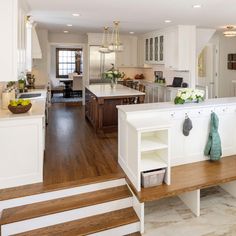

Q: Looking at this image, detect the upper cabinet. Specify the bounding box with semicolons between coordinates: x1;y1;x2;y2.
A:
142;25;196;72
0;0;29;82
116;35;138;67
0;1;18;82
164;25;196;71
144;31;164;65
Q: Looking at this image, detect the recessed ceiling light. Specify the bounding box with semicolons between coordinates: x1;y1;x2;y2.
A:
165;20;172;23
67;24;73;27
72;13;80;17
64;30;69;33
129;31;134;34
193;4;202;8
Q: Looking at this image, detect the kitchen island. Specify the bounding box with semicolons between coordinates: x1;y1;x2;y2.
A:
85;84;145;132
0;90;47;189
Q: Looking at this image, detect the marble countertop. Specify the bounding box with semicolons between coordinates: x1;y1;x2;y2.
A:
117;97;236;114
86;84;145;98
0;89;47;120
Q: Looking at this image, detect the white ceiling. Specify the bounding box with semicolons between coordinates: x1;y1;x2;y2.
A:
26;0;236;34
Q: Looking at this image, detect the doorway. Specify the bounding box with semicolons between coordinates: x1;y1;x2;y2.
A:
197;43;219;98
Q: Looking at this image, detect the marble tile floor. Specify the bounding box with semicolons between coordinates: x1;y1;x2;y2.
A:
144;187;236;236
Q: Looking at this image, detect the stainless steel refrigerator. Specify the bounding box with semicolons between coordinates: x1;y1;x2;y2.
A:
89;46;116;80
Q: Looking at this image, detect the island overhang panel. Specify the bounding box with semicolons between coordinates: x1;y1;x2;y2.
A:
117;97;236;192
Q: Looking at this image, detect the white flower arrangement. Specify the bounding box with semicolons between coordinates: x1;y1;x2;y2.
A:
104;64;125;79
174;88;205;104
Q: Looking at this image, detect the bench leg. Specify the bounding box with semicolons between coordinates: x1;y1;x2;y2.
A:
220;181;236;197
178;189;200;217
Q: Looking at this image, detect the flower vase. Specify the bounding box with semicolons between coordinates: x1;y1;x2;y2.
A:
110;78;117;89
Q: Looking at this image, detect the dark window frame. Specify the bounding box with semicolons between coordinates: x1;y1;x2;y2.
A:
56;48;83;78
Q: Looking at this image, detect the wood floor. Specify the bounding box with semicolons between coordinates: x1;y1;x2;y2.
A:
44;103;124;185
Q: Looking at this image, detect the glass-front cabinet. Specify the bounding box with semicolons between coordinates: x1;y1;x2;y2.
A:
145;39;149;62
144;32;164;64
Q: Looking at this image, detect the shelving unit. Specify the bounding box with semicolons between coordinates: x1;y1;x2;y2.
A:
140;129;170;187
141;151;168;172
141;131;168;152
118;117;171;192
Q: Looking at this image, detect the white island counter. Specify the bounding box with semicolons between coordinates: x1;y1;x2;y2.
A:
0;90;47;189
117;97;236;191
85;84;145;97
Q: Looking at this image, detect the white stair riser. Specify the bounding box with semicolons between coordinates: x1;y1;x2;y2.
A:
1;197;133;236
89;222;140;236
0;178;126;213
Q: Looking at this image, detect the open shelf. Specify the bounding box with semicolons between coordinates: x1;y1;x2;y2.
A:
141;136;168;152
141;152;168;172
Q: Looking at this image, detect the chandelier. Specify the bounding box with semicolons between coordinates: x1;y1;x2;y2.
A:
99;27;111;53
108;21;124;52
223;26;236;37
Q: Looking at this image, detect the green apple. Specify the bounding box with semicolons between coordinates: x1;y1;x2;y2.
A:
21;101;28;106
17;99;23;105
10;101;18;107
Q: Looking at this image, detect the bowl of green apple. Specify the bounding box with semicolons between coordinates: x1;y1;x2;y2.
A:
8;99;32;114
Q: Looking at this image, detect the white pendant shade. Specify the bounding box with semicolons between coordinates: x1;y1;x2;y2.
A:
223;31;236;37
223;26;236;37
108;43;124;52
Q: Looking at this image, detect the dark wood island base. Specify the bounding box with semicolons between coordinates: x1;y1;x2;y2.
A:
85;85;145;132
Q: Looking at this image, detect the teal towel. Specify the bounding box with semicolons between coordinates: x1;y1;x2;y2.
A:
204;112;222;161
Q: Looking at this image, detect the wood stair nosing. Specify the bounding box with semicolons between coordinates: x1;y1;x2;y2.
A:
0;185;132;225
0;173;125;202
12;207;140;236
126;232;142;236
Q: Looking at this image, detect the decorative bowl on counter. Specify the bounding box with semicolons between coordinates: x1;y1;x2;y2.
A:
8;103;32;114
8;99;32;114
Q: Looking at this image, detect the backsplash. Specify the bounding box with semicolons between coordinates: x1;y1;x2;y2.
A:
118;65;190;86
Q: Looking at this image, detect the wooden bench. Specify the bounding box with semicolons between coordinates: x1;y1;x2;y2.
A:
127;155;236;217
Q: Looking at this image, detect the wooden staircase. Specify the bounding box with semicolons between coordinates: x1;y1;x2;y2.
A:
0;180;141;236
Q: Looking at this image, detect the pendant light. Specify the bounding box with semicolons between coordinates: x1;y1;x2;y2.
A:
223;26;236;37
99;27;111;53
109;21;124;52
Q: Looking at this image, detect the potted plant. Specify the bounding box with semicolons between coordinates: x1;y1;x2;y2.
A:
174;88;205;104
104;64;125;88
18;72;26;92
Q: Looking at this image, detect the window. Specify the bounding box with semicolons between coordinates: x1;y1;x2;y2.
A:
56;48;83;78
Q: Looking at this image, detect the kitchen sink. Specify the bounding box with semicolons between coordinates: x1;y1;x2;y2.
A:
19;93;42;99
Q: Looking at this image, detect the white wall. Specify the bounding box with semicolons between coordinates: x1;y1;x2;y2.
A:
50;44;84;87
48;32;88;44
32;28;49;86
218;33;236;97
48;32;88;87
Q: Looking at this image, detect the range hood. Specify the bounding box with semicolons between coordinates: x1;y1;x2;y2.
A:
32;25;42;59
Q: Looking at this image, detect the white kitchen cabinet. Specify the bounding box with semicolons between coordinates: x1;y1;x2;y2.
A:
0;91;47;189
144;31;164;65
164;25;196;71
0;1;18;82
0;0;28;82
116;35;138;67
0;117;44;189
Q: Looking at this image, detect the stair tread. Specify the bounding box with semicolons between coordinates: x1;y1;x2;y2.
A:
13;207;139;236
0;185;132;225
